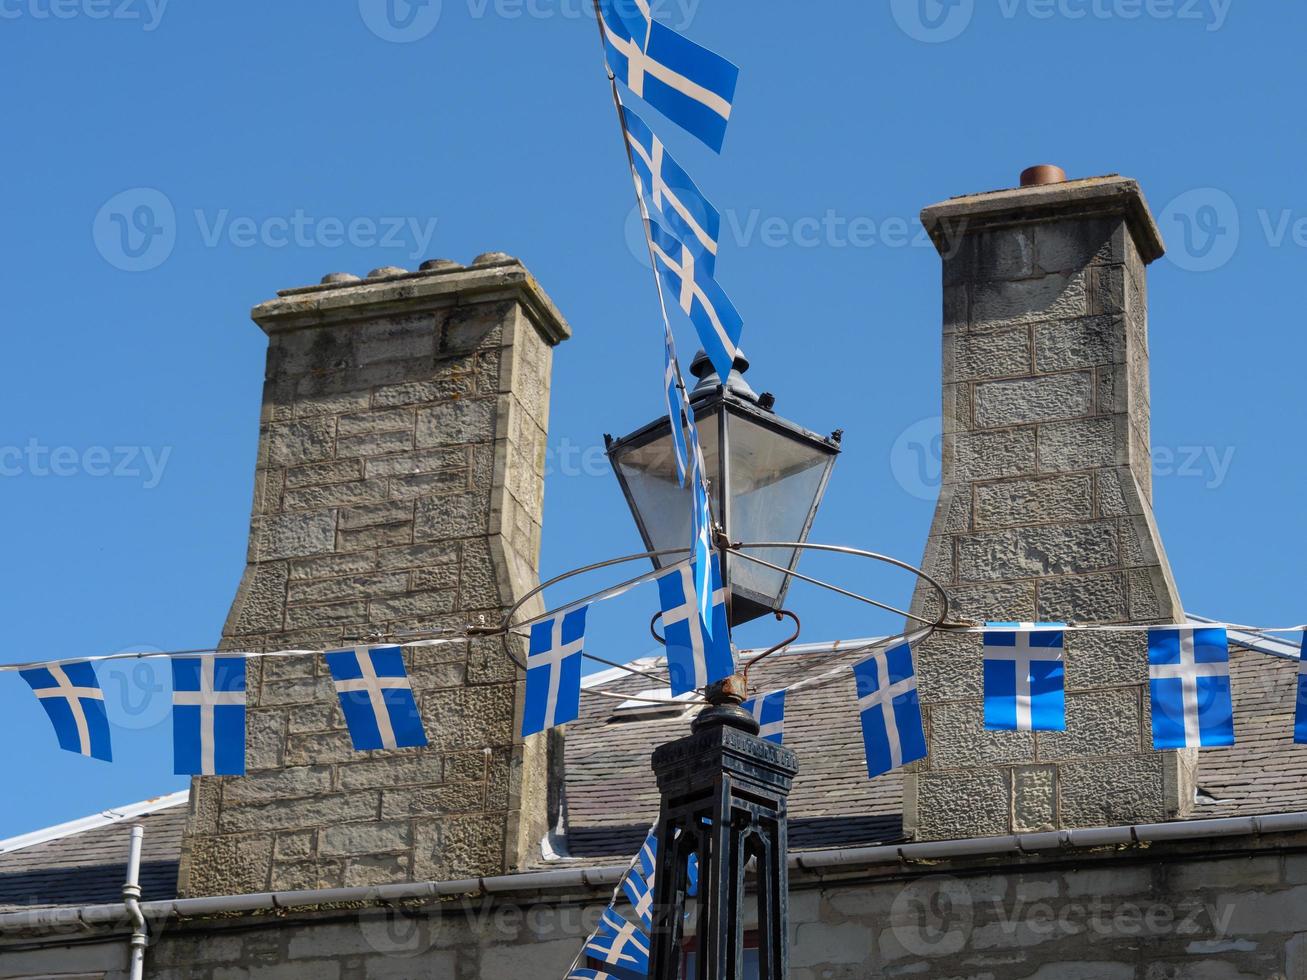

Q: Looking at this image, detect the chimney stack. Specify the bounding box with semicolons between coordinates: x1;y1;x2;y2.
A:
177;256;570;896
904;172;1195;840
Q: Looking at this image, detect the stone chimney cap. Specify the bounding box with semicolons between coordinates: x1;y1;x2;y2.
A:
920;174;1166;265
255;256;571;346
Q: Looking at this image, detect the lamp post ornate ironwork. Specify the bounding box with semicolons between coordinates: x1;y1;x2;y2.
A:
605;352;839;980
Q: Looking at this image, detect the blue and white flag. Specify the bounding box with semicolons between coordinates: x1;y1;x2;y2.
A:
1148;627;1235;749
584;908;651;975
741;689;787;744
663;328;690;486
1296;632;1307;746
648;215;743;393
325;646;428;752
621;863;656;932
853;642;927;779
522;606;589;736
20;661;112;762
599;0;739;153
624;104;721;273
567;971;622;980
657;557;733;696
684;403;715;628
983;624;1066;733
172;655;246;776
636;829;657;879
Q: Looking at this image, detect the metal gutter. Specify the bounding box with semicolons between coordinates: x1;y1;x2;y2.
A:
6;811;1307;940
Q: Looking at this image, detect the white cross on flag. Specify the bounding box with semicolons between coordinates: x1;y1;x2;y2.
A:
522;606;589;736
20;661;112;761
172;654;246;776
983;623;1066;732
325;646;428;752
853;642;927;779
656;557;733;697
1148;626;1234;749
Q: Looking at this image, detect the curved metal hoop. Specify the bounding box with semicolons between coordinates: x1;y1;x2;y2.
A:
489;541;952;701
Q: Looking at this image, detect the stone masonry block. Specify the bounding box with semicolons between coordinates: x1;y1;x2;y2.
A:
950;428;1037;483
414;492;490;541
914;768;1011;840
319;820;412;857
268;418;336;467
956;521;1120;583
974;372;1093;428
1037;572;1128;623
1036;417;1120;472
1037;688;1142;761
970;270;1088;329
926;701;1034;769
260;511;338;560
1057;754;1166;828
973;474;1093;529
416;399;496;448
1034;315;1126;372
1010;764;1058;833
945;328;1032;382
1064;630;1150;690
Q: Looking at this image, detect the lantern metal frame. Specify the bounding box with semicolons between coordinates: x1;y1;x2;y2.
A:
485;540;955;703
604;380;843;627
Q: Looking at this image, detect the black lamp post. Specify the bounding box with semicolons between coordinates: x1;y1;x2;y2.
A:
605;351;842;627
605;353;840;980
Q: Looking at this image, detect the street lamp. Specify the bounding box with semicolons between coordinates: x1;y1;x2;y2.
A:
604;351;840;980
604;351;842;627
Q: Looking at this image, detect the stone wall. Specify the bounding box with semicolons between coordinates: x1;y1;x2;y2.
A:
8;828;1307;979
176;256;570;897
905;176;1196;841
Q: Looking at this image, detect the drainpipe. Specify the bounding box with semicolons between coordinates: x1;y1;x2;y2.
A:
122;825;147;980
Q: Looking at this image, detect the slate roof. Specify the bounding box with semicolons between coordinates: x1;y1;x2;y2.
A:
0;797;187;913
0;625;1300;911
560;637;904;864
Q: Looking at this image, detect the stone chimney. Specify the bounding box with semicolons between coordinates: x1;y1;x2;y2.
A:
177;255;570;896
904;173;1196;841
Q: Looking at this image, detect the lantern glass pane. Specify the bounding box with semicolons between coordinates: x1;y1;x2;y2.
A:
612;412;721;568
724;412;831;605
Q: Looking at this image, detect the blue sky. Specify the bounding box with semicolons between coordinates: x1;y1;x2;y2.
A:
1;0;1302;838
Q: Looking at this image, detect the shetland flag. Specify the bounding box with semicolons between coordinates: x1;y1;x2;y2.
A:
522;607;589;736
172;654;246;776
1148;627;1234;749
20;662;112;762
599;0;740;153
624;104;721;273
648;215;743;394
853;642;927;779
983;624;1066;733
741;689;787;745
1296;632;1307;745
656;557;733;696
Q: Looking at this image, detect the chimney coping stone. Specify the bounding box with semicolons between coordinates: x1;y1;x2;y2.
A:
920;174;1166;266
251;258;571;346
